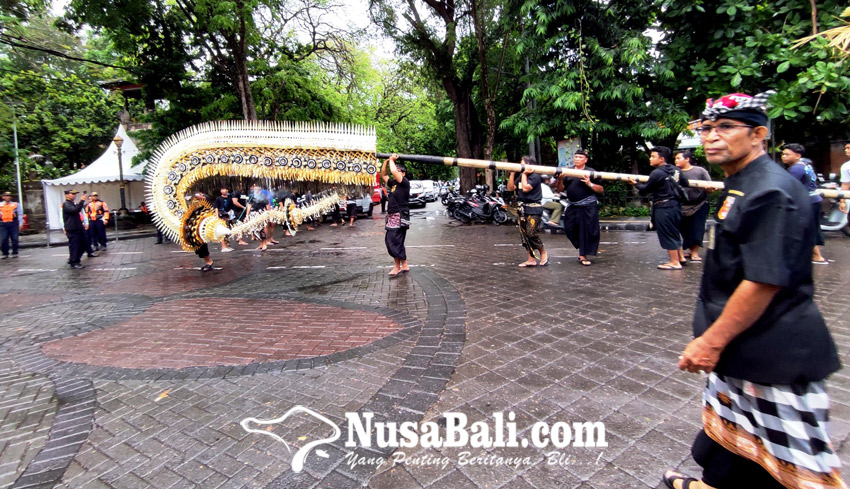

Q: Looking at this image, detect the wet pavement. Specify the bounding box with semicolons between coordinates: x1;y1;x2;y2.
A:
1;202;848;489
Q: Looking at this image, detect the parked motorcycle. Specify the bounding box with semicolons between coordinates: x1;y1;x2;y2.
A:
819;176;850;236
448;185;508;224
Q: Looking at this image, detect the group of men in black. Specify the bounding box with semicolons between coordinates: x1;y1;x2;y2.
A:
497;91;844;489
506;145;711;271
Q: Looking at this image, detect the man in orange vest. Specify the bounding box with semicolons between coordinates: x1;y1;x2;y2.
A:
0;191;23;258
86;192;110;251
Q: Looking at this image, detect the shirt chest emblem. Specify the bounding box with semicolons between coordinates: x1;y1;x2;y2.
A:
717;196;736;220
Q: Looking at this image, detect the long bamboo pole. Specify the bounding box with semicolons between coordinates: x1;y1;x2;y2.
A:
378;153;850;200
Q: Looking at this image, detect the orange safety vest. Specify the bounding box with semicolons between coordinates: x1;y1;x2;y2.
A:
0;202;17;223
86;201;110;222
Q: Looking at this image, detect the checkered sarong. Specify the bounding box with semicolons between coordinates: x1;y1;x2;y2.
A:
703;373;847;489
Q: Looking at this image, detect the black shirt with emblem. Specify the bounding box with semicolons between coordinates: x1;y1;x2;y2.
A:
386;175;410;214
695;155;839;384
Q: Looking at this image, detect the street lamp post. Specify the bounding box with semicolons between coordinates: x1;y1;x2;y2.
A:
113;135;127;213
11;116;22;208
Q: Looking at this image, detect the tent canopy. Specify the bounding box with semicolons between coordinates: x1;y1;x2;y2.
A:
43;125;144;186
42;125;148;233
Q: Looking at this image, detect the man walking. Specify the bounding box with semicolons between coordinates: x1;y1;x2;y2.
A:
381;153;410;276
0;191;22;259
507;157;548;267
780;143;827;264
674;150;711;263
85;192;110;251
557;149;603;266
663;92;844;489
627;146;688;270
62;190;87;269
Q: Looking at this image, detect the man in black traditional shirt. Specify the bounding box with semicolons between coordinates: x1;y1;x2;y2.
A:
507;156;547;267
556;149;603;266
662;92;843;489
627;146;688;270
61;189;87;269
382;154;410;276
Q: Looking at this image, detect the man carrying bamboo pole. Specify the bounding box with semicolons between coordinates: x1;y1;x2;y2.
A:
507;156;548;267
662;91;844;489
382;154;410;276
556;149;603;266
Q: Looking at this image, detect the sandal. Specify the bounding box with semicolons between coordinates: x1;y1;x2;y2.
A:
388;270;400;277
580;259;592;266
539;257;549;266
812;259;828;265
690;256;702;262
518;261;538;268
662;470;699;489
657;264;683;270
200;263;213;272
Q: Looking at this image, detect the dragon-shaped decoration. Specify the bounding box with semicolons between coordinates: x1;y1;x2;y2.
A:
145;121;378;251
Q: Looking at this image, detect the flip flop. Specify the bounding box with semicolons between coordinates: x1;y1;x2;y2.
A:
200;263;214;272
518;262;538;268
399;268;410;274
539;258;549;266
812;259;829;265
388;270;400;277
657;264;683;270
662;470;699;489
690;256;703;262
580;259;592;266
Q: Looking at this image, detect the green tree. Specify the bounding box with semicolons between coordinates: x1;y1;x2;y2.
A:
369;0;490;190
0;69;124;175
67;0;354;120
657;0;850;154
502;0;689;175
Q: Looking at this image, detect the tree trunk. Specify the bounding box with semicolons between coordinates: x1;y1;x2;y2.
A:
454;91;483;193
231;2;258;121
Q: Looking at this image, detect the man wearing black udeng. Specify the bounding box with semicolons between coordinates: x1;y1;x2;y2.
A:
662;91;844;489
556;149;603;266
62;189;87;269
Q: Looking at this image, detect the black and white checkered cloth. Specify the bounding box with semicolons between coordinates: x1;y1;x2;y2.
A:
703;372;846;489
701;91;776;121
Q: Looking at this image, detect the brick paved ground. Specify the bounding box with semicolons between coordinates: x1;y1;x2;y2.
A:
42;299;402;368
0;203;847;489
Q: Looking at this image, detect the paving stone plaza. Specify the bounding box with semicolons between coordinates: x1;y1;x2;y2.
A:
1;203;848;489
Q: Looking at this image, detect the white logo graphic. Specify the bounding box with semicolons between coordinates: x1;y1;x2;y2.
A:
242;407;606;473
240;406;341;473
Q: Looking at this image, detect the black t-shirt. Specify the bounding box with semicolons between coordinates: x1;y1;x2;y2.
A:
387;176;410;213
514;173;543;214
213;195;230;217
275;189;294;205
563;166;602;203
694;155;840;384
636;164;689;208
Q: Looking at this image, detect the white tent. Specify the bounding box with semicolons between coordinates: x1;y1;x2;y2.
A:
42;125;147;239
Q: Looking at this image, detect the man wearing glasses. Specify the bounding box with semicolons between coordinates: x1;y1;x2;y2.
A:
663;92;844;489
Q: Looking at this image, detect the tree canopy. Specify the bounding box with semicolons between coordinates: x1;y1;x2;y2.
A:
1;0;849;195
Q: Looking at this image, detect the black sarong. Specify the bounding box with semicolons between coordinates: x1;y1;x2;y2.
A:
680;202;709;249
562;204;600;256
653;204;682;250
385;212;407;260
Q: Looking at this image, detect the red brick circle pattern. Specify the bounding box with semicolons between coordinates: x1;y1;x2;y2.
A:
41;298;402;369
